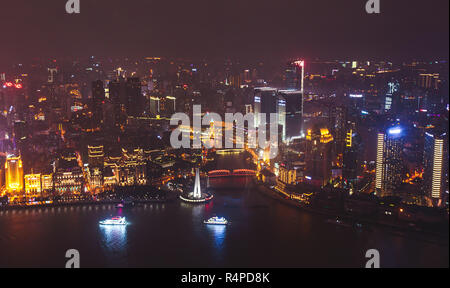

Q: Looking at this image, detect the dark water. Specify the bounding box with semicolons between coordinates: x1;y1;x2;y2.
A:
0;154;448;268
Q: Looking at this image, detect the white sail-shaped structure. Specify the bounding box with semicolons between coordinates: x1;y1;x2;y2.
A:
193;168;202;198
180;168;213;203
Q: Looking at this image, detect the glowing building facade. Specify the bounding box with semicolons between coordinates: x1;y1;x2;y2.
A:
423;131;448;207
24;174;42;198
254;87;303;143
278;90;303;143
375;126;404;197
305;127;334;186
54;155;84;195
88;145;104;168
41;174;53;195
253;87;278;129
5;155;24;197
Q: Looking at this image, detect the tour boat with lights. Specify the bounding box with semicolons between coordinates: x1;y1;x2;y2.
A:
99;216;127;226
204;216;228;225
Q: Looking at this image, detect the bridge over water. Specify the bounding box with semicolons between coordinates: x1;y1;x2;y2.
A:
207;150;256;189
207;169;256;189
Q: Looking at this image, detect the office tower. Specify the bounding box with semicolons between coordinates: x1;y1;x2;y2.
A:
5;155;24;197
375;126;405;197
423;130;448;207
125;77;143;117
108;79;126;127
384;81;400;112
285;60;304;90
418;73;440;90
253;87;278;128
149;96;160;116
330;106;348;154
229;74;241;89
91;80;105;126
278;90;303;142
165;96;176;115
277;96;286;142
343;129;361;193
305;126;334;187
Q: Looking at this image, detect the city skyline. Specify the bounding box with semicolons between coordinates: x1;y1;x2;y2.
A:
0;0;448;270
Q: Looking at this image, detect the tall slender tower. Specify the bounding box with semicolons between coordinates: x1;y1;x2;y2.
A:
375;126;404;197
193;168;202;199
423;130;448;207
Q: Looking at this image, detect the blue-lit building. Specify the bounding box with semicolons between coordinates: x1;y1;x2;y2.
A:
375;126;405;197
278;90;303;142
253;87;278;129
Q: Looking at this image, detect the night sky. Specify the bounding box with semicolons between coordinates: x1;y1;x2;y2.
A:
0;0;448;62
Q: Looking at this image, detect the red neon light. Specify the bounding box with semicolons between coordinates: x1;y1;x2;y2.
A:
15;83;23;89
5;82;13;87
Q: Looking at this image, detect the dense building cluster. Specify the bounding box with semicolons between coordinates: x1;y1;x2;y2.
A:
0;57;448;211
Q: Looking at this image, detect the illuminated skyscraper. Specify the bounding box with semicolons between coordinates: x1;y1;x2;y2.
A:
305;126;334;187
253;87;303;143
342;129;363;193
418;73;440;90
253;87;278;128
278;90;303;142
423;130;448;207
285;60;304;90
375;126;405;197
5;155;24;197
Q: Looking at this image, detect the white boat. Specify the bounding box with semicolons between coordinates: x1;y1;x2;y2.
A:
99;216;127;226
204;216;228;225
325;217;351;228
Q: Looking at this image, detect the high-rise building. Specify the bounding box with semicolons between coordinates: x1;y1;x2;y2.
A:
254;87;303;143
375;126;405;197
165;96;176;116
278;90;303;142
305;126;334;187
418;73;440;90
285;60;304;90
423;130;448;207
343;129;361;193
253;87;278;128
330;106;348;154
91;80;105;126
125;77;143;117
5;155;24;197
108;78;126;127
149;96;160;116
